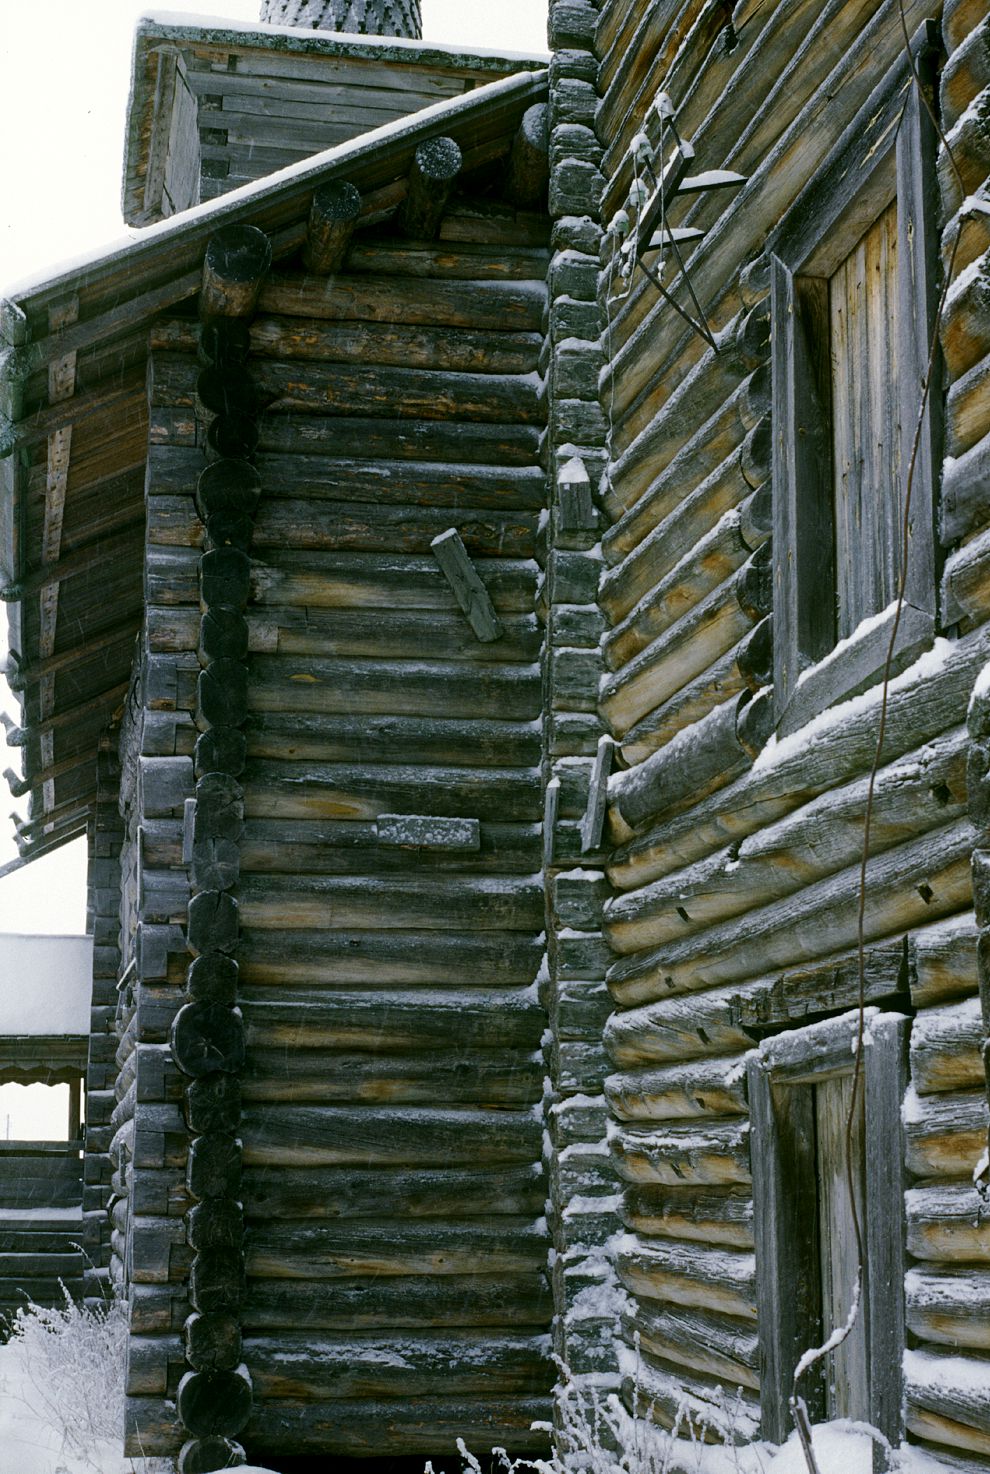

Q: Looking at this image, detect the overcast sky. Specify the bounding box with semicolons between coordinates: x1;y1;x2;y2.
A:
0;0;549;935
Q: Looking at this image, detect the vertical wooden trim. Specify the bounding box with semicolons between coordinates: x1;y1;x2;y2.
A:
865;1013;910;1450
772;259;835;719
897;37;942;620
747;1058;824;1442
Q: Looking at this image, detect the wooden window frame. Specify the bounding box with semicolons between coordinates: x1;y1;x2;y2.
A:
746;1010;910;1447
769;26;942;737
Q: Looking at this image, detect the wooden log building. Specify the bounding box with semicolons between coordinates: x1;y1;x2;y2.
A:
1;0;989;1468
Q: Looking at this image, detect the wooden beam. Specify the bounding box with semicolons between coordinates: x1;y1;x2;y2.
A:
430;528;504;644
504;104;549;209
398;137;463;241
302;180;362;275
201;225;273;319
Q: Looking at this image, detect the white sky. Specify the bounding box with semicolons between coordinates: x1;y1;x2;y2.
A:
0;0;549;936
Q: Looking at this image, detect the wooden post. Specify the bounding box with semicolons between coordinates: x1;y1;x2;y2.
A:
201;226;273;319
505;104;550;209
303;180;362;274
68;1076;82;1140
398;138;463;241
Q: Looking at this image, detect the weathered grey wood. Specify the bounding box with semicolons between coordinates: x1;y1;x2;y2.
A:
907;1264;990;1350
176;1365;252;1439
620;1184;752;1248
239;1104;541;1168
907;1184;990;1262
910;997;984;1094
430;529;504;643
580;736;613;854
623;1300;758;1390
866;1013;910;1446
302;180;362;274
398;136;463;240
609;1117;750;1188
606;1056;748;1125
376;814;481;851
904;1087;990;1177
747;1059;824;1438
241;1273;552;1332
201;226;272;319
557;454;596;532
615;1234;756;1322
241;1163;544;1222
243;1219;546;1280
505;104;549;208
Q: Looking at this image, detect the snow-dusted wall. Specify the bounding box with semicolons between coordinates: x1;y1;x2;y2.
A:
117;177;555;1463
554;0;990;1464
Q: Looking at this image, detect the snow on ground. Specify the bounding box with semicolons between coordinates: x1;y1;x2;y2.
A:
0;1336;134;1474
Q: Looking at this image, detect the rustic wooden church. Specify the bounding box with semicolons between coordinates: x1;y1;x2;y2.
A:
1;0;989;1469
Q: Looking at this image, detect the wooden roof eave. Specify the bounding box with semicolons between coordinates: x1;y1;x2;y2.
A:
0;66;548;855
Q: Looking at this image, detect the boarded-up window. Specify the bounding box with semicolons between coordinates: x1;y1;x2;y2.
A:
830;201;902;641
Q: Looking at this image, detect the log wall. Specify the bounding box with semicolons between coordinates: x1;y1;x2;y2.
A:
543;0;990;1463
119;192;554;1463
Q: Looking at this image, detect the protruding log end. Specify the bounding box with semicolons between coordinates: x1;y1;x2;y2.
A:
398;136;463;241
201;225;273;320
178;1437;246;1474
505;103;549;209
303;179;362;274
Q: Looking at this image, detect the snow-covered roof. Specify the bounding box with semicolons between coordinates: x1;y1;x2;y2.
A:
0;934;92;1036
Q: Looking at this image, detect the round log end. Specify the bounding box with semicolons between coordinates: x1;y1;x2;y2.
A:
178;1436;246;1474
187;952;239;1006
205;225;273;285
187;1132;242;1200
188;1197;244;1254
177;1364;252;1438
311;178;362;225
186;1074;243;1137
184;1311;243;1375
414;135;463;183
207;413;259;460
187;888;240;958
171;1000;245;1078
195;727;247;780
190;1246;246;1316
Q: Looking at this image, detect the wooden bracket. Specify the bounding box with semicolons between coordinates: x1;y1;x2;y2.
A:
431;528;503;643
505;103;549;209
398;136;462;240
377;814;481;851
303;180;362;274
201;225;273;319
580;735;614;854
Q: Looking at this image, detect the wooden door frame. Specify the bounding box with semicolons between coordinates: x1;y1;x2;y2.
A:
747;1009;910;1445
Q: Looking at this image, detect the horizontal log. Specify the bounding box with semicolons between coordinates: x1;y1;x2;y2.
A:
606;1056;749;1123
617;616;772;768
906;1346;990;1451
242;1273;552;1332
908;1264;990;1349
910;997;985;1094
238;987;542;1054
244;1394;551;1456
609;1118;751;1187
942;430;990;546
239;1104;542;1168
246;654;541;723
607;727;968;944
148;545;539;614
238;928;542;989
258;270;546;333
241;761;539;825
607;689;771;836
605;987;755;1069
622;1300;759;1390
911;912;980;1007
235;873;542;932
600;574;764;739
602;503;755;672
619;1352;760;1444
244;1329;552;1400
907;1184;990;1262
941;248;990;381
620;1184;753;1250
610;618;990;883
232;818;540;876
600;451;750;624
904;1087;989;1177
242;1046;542;1107
241;1163;545;1221
242;1219;547;1280
607;819;975;1007
243;711;541;768
616;1235;757;1322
